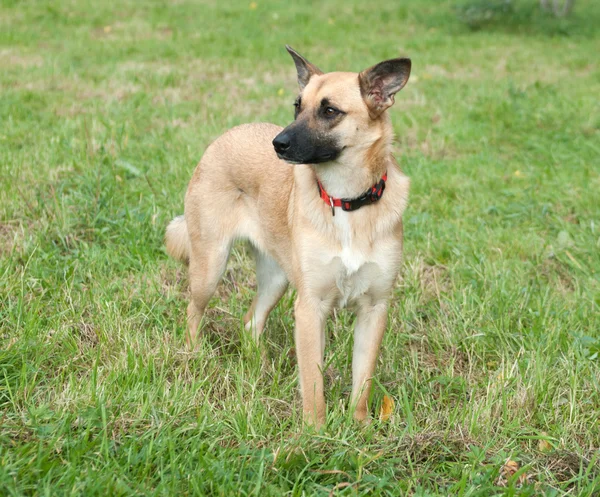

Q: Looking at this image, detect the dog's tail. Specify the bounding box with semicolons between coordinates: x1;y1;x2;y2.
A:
165;215;190;264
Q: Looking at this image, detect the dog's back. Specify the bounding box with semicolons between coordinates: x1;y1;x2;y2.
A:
166;123;295;273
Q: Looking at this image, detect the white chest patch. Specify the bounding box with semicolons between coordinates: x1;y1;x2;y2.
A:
336;214;365;274
340;245;364;275
332;214;374;307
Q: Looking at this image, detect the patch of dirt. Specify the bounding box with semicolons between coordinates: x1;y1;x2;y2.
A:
419;261;451;300
75;321;99;348
418;63;482;81
390;431;478;464
215;246;256;300
90;22;174;41
537;257;575;294
0;220;26;257
394;128;457;160
407;338;471;379
159;262;188;298
0;48;43;68
18;78;141;103
541;451;599;483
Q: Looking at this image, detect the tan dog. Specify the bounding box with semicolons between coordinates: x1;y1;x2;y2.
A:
166;46;411;427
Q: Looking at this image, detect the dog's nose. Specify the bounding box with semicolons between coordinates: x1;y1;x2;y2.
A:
273;133;291;154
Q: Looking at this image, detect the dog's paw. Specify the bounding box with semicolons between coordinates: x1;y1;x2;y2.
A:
353;411;373;427
303;412;326;432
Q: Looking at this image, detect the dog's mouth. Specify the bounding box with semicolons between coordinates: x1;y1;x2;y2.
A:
276;150;342;165
276;152;304;164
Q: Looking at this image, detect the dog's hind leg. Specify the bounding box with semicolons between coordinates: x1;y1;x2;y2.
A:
244;248;288;342
186;240;232;349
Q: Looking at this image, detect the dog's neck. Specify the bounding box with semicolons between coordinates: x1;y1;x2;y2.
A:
312;126;392;200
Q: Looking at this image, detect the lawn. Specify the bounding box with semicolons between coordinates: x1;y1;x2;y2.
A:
1;0;599;495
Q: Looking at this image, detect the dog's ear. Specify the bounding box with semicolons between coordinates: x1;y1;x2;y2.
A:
286;45;323;90
359;58;411;118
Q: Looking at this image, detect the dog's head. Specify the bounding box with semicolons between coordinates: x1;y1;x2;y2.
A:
273;46;411;165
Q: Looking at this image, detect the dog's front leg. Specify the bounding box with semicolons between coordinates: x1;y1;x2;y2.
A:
294;295;327;428
350;301;388;422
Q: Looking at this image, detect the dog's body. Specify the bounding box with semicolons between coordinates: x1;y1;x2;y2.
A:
166;47;410;427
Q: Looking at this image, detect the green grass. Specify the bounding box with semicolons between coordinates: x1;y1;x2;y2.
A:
1;0;599;494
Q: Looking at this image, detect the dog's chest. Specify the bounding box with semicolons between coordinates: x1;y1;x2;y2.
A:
329;214;382;307
335;214;366;273
299;210;400;309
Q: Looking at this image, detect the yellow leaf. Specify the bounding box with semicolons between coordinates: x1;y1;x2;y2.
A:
538;432;552;452
538;439;551;452
249;2;257;9
103;25;112;33
379;395;394;421
277;88;284;96
513;170;524;177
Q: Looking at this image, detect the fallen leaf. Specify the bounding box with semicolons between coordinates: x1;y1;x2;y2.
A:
497;458;529;487
103;25;112;33
277;88;284;96
502;459;519;477
513;170;524;177
538;432;552;452
249;2;257;9
496;459;517;486
379;395;394;421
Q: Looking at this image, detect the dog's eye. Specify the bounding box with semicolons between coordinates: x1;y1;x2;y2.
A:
293;99;302;119
324;107;338;117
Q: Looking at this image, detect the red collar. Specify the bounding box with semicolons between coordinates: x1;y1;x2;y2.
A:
317;172;387;216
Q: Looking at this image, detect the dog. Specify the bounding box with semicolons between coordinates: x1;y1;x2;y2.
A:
165;46;411;427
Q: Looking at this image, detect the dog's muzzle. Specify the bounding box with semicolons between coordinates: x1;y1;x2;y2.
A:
273;125;342;165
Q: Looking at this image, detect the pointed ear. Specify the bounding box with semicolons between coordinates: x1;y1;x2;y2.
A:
285;45;323;90
359;58;411;118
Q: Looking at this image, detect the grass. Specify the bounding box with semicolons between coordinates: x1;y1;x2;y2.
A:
1;0;599;494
